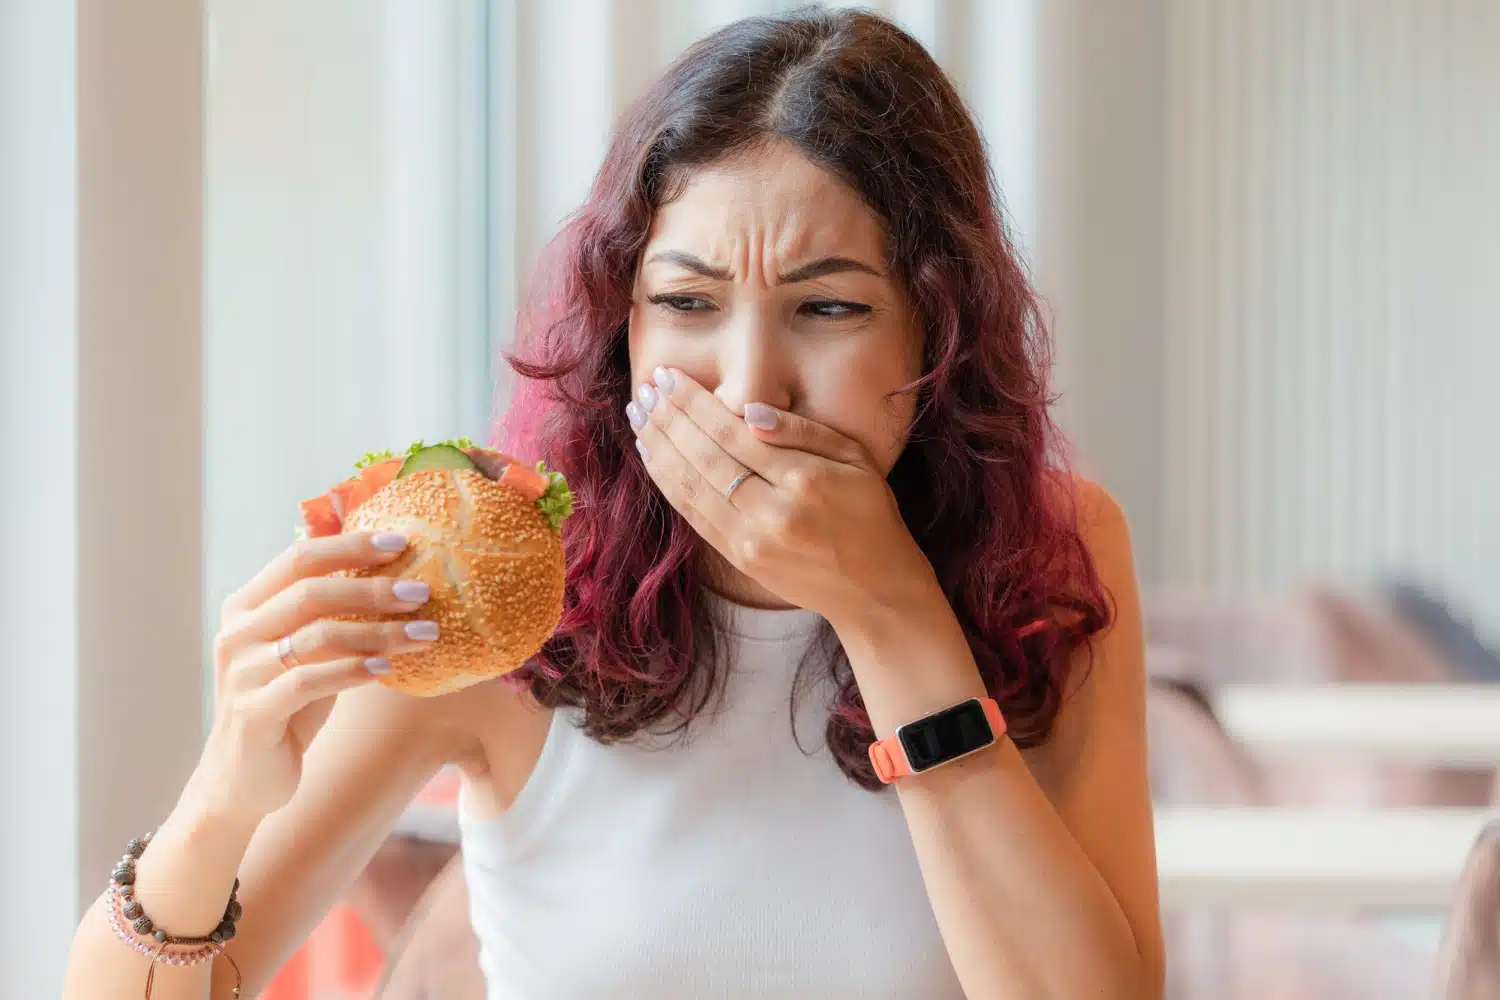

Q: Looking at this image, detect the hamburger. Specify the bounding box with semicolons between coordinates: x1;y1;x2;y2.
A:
297;438;572;696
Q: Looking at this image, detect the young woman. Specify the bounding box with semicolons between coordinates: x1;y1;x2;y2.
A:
64;8;1163;999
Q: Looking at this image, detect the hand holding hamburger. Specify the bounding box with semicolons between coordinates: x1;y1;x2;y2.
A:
298;439;572;696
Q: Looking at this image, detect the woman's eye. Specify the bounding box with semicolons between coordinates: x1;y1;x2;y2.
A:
803;300;872;319
648;294;711;313
646;294;870;319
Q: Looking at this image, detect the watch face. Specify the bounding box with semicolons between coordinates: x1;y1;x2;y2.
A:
899;698;994;772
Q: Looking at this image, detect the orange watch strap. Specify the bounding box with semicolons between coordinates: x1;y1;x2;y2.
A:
868;696;1006;784
980;696;1006;739
868;734;913;783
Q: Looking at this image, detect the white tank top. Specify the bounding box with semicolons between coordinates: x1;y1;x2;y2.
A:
457;596;968;999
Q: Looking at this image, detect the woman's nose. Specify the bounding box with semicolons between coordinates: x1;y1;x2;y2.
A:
711;323;793;415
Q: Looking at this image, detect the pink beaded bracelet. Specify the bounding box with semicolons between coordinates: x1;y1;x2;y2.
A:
106;831;244;998
107;886;221;966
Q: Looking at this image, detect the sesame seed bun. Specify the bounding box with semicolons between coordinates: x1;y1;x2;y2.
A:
335;468;565;696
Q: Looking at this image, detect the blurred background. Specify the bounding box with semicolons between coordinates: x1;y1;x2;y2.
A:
4;0;1498;997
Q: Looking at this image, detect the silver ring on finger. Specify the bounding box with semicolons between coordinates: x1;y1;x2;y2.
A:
724;469;756;503
276;635;301;670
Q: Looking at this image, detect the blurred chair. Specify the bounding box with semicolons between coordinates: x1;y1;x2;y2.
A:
1147;584;1499;998
1432;803;1500;1000
1378;577;1500;684
1146;585;1496;808
1149;677;1435;1000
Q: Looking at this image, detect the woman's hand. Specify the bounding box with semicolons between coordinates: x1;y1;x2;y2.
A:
625;366;936;630
191;531;441;825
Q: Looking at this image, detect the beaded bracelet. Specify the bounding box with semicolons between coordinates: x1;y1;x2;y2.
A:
108;831;244;999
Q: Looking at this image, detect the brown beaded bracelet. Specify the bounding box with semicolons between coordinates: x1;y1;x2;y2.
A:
108;831;244;999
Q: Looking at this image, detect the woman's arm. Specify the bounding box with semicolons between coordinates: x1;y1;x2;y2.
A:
62;679;490;1000
840;482;1164;1000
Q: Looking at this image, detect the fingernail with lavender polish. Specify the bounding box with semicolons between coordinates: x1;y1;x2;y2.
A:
372;532;408;552
405;621;439;641
626;400;646;429
743;403;778;430
393;580;429;603
653;367;676;393
637;383;658;412
365;657;391;675
635;438;650;463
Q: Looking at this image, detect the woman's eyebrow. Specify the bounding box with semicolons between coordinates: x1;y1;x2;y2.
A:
645;249;886;284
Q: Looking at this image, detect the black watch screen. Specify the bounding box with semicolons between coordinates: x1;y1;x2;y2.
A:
898;697;996;772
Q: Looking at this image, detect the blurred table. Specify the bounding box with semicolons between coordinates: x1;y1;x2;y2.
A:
1156;806;1495;909
1211;684;1500;766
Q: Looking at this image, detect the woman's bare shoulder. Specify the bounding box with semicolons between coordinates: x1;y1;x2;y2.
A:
1022;470;1138;785
1041;469;1131;546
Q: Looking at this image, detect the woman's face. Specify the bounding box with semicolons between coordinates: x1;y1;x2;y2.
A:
628;141;923;476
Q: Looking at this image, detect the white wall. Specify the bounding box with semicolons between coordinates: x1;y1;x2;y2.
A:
1;1;205;995
1031;0;1168;581
1023;0;1500;630
1160;0;1500;630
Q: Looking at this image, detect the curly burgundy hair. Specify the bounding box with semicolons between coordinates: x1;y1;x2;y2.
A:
490;6;1111;790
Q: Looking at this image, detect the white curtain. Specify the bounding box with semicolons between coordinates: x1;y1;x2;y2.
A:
1159;0;1500;628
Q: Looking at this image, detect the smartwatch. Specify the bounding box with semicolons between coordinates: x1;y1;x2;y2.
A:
868;696;1006;784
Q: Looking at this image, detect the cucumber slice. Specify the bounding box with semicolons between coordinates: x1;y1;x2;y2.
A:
396;444;480;478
